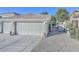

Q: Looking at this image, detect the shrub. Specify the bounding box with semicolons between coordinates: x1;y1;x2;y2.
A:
70;27;76;39
68;23;76;39
76;28;79;40
65;22;79;40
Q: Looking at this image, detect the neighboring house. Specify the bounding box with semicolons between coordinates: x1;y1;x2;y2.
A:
0;12;51;37
70;11;79;28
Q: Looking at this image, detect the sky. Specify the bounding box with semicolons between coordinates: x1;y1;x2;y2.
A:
0;7;79;15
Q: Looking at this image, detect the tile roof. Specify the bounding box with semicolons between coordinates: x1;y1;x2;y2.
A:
0;13;51;22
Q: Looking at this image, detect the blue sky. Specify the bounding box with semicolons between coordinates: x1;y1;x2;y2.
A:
0;7;79;15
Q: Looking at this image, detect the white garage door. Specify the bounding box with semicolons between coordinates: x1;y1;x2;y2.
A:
17;22;46;35
3;22;12;33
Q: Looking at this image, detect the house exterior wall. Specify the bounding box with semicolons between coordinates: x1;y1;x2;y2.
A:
72;20;78;28
70;11;79;28
0;13;51;37
70;17;79;28
0;20;49;36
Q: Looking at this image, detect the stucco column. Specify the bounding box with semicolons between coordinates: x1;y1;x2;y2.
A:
11;21;17;35
43;21;48;37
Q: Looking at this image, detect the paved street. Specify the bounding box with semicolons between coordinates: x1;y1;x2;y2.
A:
32;27;79;52
0;34;42;52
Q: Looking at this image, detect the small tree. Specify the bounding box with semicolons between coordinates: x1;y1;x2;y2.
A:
56;8;69;22
51;16;57;25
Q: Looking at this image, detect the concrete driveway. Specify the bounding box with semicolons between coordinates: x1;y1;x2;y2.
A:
1;27;79;52
0;34;42;52
32;27;79;52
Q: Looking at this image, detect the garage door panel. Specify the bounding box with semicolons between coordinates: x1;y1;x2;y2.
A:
3;22;12;33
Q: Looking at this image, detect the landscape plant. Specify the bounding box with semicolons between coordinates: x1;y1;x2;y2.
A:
68;23;79;40
56;8;69;22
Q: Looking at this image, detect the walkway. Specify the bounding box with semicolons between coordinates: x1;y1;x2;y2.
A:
32;27;79;52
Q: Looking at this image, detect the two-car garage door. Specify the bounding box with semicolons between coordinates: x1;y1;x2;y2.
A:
17;22;45;35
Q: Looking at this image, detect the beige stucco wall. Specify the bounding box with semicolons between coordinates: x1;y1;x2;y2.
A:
70;16;79;28
0;20;50;37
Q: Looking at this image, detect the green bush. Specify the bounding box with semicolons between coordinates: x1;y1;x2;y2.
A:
66;23;79;40
68;23;77;39
70;27;76;39
76;29;79;40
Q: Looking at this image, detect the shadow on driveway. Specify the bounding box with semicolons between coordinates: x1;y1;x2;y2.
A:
47;27;66;37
